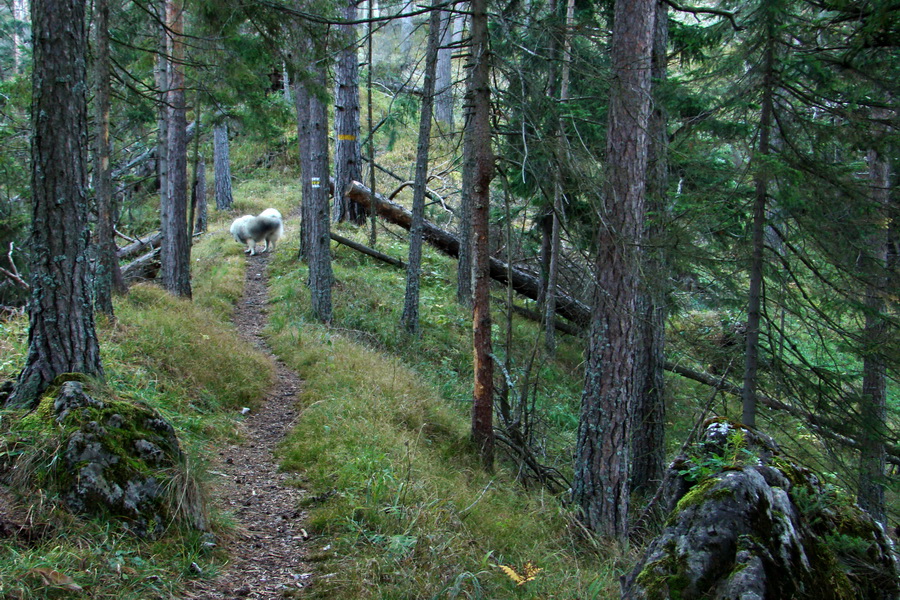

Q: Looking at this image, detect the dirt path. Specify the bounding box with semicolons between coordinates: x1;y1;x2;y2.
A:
186;252;312;599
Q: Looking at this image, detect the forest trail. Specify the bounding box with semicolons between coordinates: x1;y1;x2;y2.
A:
185;252;313;599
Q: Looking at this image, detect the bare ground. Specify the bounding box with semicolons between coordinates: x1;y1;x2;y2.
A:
184;251;313;599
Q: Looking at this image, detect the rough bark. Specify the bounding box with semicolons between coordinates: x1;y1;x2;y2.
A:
456;178;474;306
466;0;495;470
400;1;441;334
8;0;104;408
573;0;655;540
630;0;669;498
93;0;126;315
293;74;311;260
298;66;333;322
160;0;191;298
345;180;592;325
333;0;366;224
214;122;234;211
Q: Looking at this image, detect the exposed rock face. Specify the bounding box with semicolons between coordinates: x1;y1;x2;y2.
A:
623;418;899;600
48;381;197;537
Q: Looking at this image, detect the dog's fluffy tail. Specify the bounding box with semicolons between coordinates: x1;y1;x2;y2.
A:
255;209;284;245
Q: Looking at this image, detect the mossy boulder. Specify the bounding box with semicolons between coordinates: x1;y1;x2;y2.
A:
623;418;899;600
13;381;204;537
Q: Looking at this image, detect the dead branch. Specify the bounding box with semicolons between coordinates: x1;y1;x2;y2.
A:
0;243;28;290
117;232;163;261
121;247;161;283
115;229;140;244
494;430;570;494
330;232;406;269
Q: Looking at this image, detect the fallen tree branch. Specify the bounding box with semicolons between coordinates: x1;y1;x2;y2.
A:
0;243;29;290
117;232;163;261
331;232;406;269
121;247;160;283
345;180;591;326
115;229;140;244
494;430;570;494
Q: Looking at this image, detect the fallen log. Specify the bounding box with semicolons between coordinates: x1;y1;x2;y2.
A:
331;232;406;268
345;180;591;326
121;247;160;284
117;232;163;261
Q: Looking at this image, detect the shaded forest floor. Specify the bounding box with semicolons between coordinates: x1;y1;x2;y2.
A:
184;251;314;599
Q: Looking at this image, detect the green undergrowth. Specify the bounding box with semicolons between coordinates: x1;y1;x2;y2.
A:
263;217;623;598
0;210;273;599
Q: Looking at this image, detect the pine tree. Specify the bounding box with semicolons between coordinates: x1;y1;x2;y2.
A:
9;0;104;408
573;0;656;539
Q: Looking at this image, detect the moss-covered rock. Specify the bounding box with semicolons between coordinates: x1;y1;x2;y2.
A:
623;418;899;600
5;381;204;537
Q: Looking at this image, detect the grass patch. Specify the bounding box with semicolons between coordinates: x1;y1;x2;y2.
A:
264;216;623;599
0;223;271;599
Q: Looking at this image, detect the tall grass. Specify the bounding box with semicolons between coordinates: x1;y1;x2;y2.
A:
0;210;273;599
263;221;626;599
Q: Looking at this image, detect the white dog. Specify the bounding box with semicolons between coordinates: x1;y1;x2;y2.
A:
229;208;284;256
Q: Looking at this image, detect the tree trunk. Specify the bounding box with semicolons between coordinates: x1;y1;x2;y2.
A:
456;182;473;306
434;9;455;127
630;0;669;498
282;61;292;104
214;122;234;211
193;157;207;233
8;0;104;408
155;1;168;236
333;0;366;224
466;0;495;470
741;7;777;429
12;0;27;75
367;0;378;247
573;0;655;540
298;62;333;322
858;147;890;525
455;6;473;308
544;0;575;355
160;0;191;298
93;0;126;315
293;74;311;260
187;101;202;238
400;1;441;334
399;0;415;62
